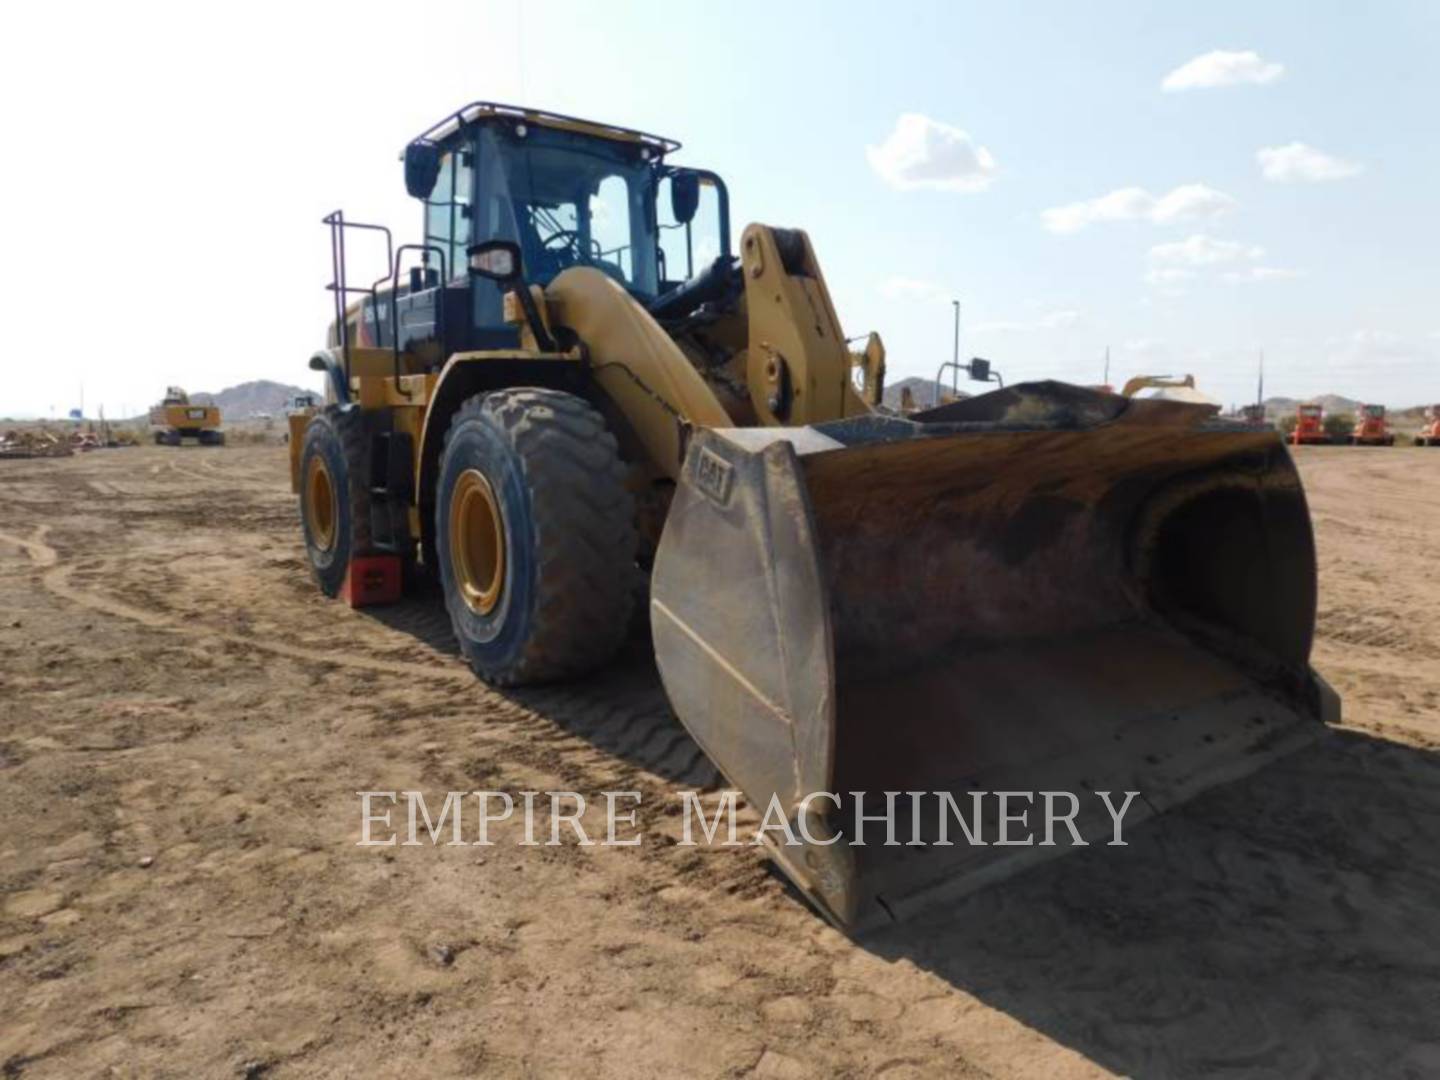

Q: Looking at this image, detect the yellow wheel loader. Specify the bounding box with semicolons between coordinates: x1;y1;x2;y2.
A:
295;102;1338;930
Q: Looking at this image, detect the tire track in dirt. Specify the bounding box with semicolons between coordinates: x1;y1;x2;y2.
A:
0;521;727;798
0;526;740;915
0;525;476;685
165;456;284;493
147;448;734;793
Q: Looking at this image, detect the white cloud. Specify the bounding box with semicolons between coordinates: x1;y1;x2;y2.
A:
1151;184;1237;224
1149;235;1264;267
970;321;1028;334
1042;187;1150;233
1256;142;1364;183
1223;266;1304;282
878;276;952;304
866;113;998;193
1144;267;1197;285
1161;50;1284;91
1042;184;1235;233
1039;309;1083;329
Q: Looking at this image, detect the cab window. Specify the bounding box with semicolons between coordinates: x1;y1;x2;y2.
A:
590;175;634;280
657;172;724;289
424;148;472;281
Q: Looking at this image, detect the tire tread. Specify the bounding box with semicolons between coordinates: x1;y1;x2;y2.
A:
439;388;636;684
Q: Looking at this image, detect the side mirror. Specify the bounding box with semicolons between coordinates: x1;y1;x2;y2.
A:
467;240;522;283
468;239;556;352
966;357;991;382
404;140;442;199
670;171;701;225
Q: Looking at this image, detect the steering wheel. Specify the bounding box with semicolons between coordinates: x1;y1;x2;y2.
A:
542;230;601;262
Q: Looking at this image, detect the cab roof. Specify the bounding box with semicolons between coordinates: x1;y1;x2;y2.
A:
402;101;680;159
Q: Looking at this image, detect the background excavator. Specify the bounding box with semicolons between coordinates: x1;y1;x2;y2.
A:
1120;373;1220;412
149;387;224;446
295;102;1338;930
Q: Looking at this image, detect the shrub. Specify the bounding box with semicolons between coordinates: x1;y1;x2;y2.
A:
1323;413;1355;441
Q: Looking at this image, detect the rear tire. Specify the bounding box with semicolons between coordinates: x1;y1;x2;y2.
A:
298;407;372;597
435;388;637;685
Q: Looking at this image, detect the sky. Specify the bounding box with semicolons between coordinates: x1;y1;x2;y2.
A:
2;0;1437;418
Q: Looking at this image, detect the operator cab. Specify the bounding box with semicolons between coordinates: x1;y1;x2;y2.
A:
372;102;731;358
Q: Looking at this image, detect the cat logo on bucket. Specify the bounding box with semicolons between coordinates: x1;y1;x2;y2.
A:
693;447;733;505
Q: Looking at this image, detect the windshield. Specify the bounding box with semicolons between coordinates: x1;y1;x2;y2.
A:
474;125;660;296
1364;404;1385;418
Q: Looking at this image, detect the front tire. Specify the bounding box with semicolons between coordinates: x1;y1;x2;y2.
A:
435;388;637;685
298;407;372;597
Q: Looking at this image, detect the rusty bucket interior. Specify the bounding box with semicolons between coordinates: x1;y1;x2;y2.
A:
651;383;1338;930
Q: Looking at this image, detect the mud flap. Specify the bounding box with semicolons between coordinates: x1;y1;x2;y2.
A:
650;383;1337;931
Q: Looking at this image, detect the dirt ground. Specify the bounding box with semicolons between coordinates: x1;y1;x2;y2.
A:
2;443;1438;1078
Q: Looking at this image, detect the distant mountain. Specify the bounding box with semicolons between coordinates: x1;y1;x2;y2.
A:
882;376;970;410
1261;394;1364;419
189;380;313;418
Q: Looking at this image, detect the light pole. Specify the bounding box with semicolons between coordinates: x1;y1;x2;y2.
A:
949;300;960;404
951;300;960;368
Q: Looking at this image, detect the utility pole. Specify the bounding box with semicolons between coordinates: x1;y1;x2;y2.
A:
1103;346;1110;387
951;300;961;368
948;300;961;406
1257;350;1265;408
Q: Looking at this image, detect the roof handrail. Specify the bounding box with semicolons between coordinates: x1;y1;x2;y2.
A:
399;100;681;159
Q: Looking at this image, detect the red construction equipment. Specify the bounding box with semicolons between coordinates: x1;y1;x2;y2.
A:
1291;403;1330;445
1414;405;1440;447
1349;404;1395;446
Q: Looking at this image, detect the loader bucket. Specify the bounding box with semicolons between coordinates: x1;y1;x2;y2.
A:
650;382;1338;931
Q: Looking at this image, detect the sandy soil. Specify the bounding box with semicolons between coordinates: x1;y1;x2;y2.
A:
1;443;1438;1078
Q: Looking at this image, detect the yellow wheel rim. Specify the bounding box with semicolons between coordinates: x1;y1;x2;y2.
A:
306;455;338;552
450;468;505;615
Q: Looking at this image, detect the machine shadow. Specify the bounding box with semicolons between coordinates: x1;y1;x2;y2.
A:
364;583;462;658
364;590;719;788
862;727;1440;1077
360;592;1439;1073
